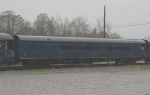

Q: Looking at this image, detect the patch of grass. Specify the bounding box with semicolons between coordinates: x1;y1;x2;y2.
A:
2;64;150;73
90;64;150;70
2;68;54;73
124;65;150;69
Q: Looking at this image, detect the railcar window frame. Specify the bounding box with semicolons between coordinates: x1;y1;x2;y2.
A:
114;46;122;50
105;46;113;50
62;45;72;50
49;44;61;51
84;46;93;50
123;46;130;50
95;46;103;50
73;45;82;50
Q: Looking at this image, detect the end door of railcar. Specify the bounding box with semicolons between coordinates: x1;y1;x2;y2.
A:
5;40;15;64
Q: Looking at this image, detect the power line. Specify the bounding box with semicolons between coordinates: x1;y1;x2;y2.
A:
107;1;150;8
107;5;150;11
107;14;150;19
105;3;150;29
107;8;150;14
111;22;150;28
112;20;150;26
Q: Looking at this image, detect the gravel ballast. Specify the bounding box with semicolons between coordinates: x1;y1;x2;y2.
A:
0;66;150;95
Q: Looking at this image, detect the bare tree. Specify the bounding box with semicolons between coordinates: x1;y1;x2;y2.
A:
90;27;99;38
52;16;73;37
17;20;34;35
95;18;121;39
52;15;64;36
46;17;55;36
109;32;122;39
71;16;91;37
33;13;51;36
62;17;73;37
95;18;109;38
0;10;24;34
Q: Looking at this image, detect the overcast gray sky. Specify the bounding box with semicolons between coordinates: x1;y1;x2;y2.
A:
0;0;150;39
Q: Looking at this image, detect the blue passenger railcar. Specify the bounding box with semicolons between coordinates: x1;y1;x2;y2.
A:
13;35;146;67
0;33;15;65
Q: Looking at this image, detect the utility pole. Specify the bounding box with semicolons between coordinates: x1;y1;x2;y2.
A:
104;5;106;38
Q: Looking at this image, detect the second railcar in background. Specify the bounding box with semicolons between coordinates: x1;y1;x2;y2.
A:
0;33;15;65
13;35;146;67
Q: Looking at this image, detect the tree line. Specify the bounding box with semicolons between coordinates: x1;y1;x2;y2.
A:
0;10;121;38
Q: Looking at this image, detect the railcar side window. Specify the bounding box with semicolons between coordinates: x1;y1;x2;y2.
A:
30;45;35;50
105;46;112;50
74;46;82;50
84;46;93;50
123;46;130;50
62;45;71;50
39;45;44;50
114;46;121;50
95;46;103;50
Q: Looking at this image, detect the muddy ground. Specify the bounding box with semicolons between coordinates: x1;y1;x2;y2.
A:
0;66;150;95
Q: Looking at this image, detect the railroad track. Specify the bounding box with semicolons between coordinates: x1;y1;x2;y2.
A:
0;64;108;71
0;62;149;71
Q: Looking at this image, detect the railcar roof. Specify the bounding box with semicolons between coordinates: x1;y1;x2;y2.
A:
16;35;145;43
0;33;14;40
